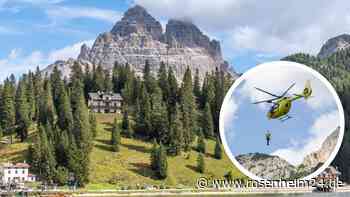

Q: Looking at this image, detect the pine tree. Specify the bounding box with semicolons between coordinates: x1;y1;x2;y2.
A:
214;136;223;160
92;65;105;91
150;140;159;170
15;78;31;142
111;118;121;152
55;131;70;167
168;104;184;156
104;69;113;92
158;62;169;101
89;112;97;138
33;66;43;121
202;101;214;137
180;67;197;151
50;66;63;109
56;81;73;132
157;143;168;179
122;105;133;138
39;80;56;126
38;125;57;182
135;84;152;137
67;139;89;187
167;67;178;116
197;153;205;173
143;60;157;94
26;71;36;121
0;79;16;141
193;68;201;103
197;131;206;154
151;86;169;144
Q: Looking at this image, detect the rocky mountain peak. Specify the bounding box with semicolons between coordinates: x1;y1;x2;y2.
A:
165;19;221;58
111;5;163;41
318;34;350;58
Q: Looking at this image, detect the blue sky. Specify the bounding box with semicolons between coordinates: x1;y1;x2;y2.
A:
221;61;342;167
2;0;350;80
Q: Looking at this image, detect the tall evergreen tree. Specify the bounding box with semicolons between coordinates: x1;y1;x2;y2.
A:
38;125;57;181
26;71;36;121
197;131;206;154
111;117;121;152
150;140;159;171
197;153;205;173
15;78;31;142
214;136;223;160
158;62;169;101
167;67;178;116
0;79;16;140
122;105;133;138
135;84;152;137
168;104;184;156
202;101;214;137
89;112;97;138
151;86;169;144
157;143;168;179
38;80;56;126
56;81;73;132
193;68;201;104
180;67;197;151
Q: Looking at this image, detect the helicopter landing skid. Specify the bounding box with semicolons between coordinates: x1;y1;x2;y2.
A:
279;115;292;122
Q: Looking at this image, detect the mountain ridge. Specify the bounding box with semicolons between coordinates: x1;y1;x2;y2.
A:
44;5;237;81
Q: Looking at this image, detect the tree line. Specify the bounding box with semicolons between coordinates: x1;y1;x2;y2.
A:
0;60;232;185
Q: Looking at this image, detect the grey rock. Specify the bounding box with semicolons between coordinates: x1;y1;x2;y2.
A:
236;153;296;180
318;34;350;58
301;127;340;172
43;5;238;82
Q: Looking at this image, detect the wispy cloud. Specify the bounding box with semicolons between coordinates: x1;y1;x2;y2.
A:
46;6;122;23
0;39;94;81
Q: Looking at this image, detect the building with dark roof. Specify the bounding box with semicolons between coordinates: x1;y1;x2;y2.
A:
88;91;123;113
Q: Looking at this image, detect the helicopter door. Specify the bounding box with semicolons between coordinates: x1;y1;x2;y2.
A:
269;103;279;113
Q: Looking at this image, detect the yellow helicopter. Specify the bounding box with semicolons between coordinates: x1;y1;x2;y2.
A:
253;80;312;121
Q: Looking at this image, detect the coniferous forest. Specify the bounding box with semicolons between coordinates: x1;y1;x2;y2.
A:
0;60;232;186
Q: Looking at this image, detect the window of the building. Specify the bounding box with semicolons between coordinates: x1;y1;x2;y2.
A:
8;170;10;174
15;170;17;174
22;170;25;174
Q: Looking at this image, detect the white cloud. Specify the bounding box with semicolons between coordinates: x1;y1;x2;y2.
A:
48;40;94;63
134;0;350;55
46;6;122;23
272;110;340;166
0;39;94;81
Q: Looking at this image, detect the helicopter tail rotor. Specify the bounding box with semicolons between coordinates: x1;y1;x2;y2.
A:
302;80;312;99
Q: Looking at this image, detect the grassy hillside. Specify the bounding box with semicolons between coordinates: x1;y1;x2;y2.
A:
0;113;244;189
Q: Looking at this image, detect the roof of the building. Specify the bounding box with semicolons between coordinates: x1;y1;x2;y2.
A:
88;92;123;101
2;162;30;169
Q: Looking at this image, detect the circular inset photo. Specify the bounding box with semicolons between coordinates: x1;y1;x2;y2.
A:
219;61;344;180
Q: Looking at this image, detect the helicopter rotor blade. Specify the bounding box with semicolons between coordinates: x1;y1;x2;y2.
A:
252;98;279;104
281;83;296;97
254;87;281;98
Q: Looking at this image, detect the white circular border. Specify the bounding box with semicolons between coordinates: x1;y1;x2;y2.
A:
219;60;345;180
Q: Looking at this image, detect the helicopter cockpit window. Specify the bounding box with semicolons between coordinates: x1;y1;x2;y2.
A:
269;104;279;112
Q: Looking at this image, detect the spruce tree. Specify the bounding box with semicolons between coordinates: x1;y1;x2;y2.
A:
197;131;206;154
39;80;56;126
0;79;16;141
214;136;223;160
193;68;201;103
168;104;184;156
111;118;121;152
157;143;168;179
197;153;205;173
180;67;197;151
135;84;152;137
39;125;57;182
26;71;36;121
56;81;73;132
167;67;178;116
122;105;133;138
151;86;169;144
16;78;31;142
150;140;159;170
89;112;97;138
202;101;214;137
33;66;43;121
158;62;169;101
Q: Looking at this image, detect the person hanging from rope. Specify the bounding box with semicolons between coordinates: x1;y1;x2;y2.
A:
265;131;272;146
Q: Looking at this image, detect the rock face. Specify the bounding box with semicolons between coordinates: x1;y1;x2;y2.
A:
302;127;340;172
44;5;236;81
318;34;350;58
236;153;296;180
